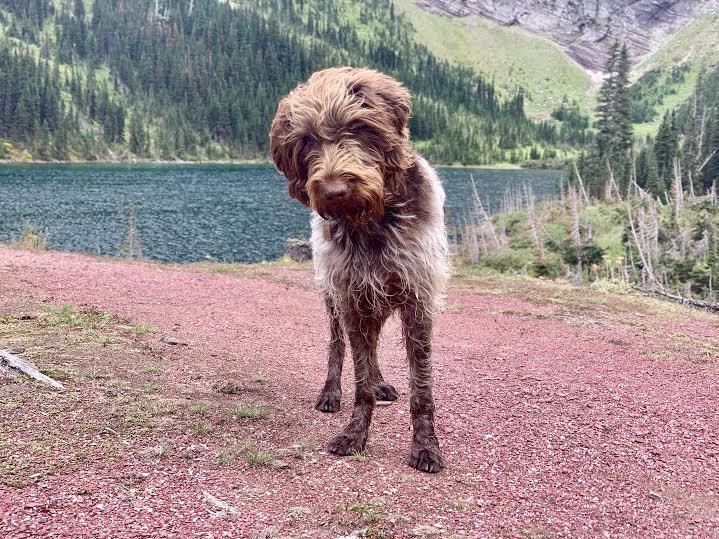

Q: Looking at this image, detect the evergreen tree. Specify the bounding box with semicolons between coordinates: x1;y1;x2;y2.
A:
654;111;679;188
129;112;147;156
577;42;634;197
702;105;719;190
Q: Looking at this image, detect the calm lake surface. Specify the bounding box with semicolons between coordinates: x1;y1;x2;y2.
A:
0;164;563;263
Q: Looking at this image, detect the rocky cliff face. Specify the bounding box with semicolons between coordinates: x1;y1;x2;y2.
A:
414;0;719;72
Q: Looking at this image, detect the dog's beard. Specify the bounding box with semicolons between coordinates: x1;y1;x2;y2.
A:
307;167;385;225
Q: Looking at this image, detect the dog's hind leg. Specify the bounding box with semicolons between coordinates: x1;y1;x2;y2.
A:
401;305;445;473
315;296;345;413
327;312;383;456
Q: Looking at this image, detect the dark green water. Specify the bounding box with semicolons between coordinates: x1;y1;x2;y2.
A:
0;164;563;263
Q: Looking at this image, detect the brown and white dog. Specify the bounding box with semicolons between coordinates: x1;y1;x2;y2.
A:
269;67;448;472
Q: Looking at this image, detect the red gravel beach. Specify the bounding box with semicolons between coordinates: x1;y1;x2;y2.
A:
1;246;717;538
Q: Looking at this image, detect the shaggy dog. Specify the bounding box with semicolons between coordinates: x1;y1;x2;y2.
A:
269;67;448;473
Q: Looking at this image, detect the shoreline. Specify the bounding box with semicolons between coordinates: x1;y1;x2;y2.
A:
0;159;558;171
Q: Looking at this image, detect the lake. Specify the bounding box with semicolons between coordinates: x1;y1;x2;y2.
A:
0;164;563;263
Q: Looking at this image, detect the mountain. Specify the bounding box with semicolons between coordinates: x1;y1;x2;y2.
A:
408;0;719;72
395;0;719;124
0;0;590;165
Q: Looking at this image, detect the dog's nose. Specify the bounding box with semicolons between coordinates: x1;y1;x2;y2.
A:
321;182;348;202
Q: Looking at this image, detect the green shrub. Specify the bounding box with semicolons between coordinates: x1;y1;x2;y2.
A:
531;252;563;278
478;248;535;274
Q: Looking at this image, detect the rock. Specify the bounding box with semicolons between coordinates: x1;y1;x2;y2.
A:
285;238;312;262
415;0;719;71
161;336;187;346
269;459;290;469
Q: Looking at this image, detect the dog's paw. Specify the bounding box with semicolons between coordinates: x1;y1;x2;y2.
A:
315;390;341;413
408;442;445;473
375;383;399;402
327;432;367;456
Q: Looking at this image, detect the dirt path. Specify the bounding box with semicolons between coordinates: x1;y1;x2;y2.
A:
1;246;718;538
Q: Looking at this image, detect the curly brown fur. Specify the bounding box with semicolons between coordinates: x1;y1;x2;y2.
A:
270;67;448;473
270;67;412;224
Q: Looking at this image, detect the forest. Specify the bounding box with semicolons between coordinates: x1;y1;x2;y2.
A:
0;0;590;163
457;46;719;302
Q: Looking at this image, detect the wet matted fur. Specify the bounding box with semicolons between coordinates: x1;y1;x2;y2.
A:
270;67;448;473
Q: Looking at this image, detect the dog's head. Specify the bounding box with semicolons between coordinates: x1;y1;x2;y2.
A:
269;67;413;224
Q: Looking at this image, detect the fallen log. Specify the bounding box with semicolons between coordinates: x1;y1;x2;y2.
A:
634;287;719;314
0;349;65;390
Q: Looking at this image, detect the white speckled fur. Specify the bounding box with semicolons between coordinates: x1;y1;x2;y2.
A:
310;156;448;316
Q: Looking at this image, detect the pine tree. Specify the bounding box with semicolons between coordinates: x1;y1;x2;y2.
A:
654;111;679;186
595;42;620;158
129;112;147;156
702;105;719;190
612;44;633;156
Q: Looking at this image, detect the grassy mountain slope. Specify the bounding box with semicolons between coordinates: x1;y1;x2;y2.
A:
392;0;594;120
631;11;719;138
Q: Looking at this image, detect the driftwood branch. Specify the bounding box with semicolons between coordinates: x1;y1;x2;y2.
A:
203;490;240;519
0;350;65;390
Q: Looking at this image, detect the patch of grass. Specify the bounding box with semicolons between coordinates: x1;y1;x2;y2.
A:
215;381;242;395
142;362;164;374
106;379;122;390
134;323;157;335
150;442;170;459
350;452;368;462
43;305;113;329
190;402;210;415
11;224;48;251
348;501;382;523
192;421;213;436
215;439;252;466
215;439;274;467
86;366;109;380
141;381;158;392
39;365;71;381
243;447;275;467
232;404;269;420
97;334;115;347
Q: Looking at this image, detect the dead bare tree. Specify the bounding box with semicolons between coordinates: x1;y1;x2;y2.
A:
470;175;500;249
672;158;684;223
524;183;544;260
573;162;590;204
569;185;582;284
627;200;660;291
605;161;623;203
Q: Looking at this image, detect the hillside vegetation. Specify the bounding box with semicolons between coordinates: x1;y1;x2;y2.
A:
631;11;719;139
0;0;590;165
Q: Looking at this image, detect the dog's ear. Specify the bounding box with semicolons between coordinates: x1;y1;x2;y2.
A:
269;96;310;206
350;71;412;138
349;70;413;196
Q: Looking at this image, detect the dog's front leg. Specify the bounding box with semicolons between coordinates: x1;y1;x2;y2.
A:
326;313;383;456
401;306;445;473
315;296;345;413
